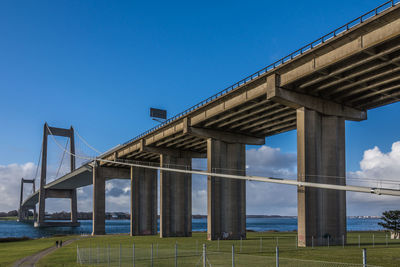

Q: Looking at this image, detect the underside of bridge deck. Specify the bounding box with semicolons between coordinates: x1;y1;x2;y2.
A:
131;166;158;236
96;4;400;245
20;2;400;246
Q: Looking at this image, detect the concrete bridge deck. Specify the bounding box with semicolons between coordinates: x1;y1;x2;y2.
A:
21;164;133;209
98;3;400;164
19;1;400;247
21;165;92;209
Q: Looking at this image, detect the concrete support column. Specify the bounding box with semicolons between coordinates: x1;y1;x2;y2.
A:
160;155;192;237
92;163;106;235
18;179;24;222
37;125;48;227
207;139;246;240
71;189;78;223
130;166;158;236
297;107;346;247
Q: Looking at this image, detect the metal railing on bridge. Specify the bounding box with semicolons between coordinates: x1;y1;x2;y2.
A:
122;0;400;146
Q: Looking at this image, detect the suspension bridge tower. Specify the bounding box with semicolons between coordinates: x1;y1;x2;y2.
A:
34;122;79;227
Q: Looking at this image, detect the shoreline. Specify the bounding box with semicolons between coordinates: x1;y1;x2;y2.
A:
0;215;381;221
0;229;391;242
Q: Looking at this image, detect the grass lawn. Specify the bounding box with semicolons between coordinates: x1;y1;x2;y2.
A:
31;231;400;267
0;217;17;221
0;235;75;267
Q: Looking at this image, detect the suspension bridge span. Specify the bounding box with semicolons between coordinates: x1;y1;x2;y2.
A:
19;1;400;247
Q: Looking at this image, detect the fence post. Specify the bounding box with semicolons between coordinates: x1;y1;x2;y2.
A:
151;243;154;267
312;236;314;248
358;235;361;248
175;242;178;267
218;238;220;251
362;248;367;267
276;246;279;267
328;236;330;248
119;244;121;267
260;237;262;253
342;235;345;248
276;237;279;247
386;233;388;247
76;244;80;264
295;235;297;249
203;244;206;267
232;244;235;267
373;234;375;248
133;243;135;267
108;244;110;267
240;237;242;253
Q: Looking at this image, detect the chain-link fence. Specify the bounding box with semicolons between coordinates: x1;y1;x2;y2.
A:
76;242;382;267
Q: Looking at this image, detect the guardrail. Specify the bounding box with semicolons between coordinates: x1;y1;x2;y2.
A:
123;0;400;146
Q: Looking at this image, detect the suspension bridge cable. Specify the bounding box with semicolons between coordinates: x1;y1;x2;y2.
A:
47;130;400;196
46;124;400;191
75;129;102;155
97;157;400;197
49;124;400;184
55;138;69;178
46;124;94;161
33;146;42;181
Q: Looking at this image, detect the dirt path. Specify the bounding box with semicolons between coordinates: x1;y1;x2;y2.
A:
13;239;76;267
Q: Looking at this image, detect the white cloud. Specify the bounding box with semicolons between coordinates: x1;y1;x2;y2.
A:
192;188;207;214
190;146;298;216
246;145;297;177
245;146;297;215
347;141;400;216
2;142;400;217
0;163;36;212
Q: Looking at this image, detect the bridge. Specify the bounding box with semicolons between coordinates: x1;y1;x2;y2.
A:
18;0;400;247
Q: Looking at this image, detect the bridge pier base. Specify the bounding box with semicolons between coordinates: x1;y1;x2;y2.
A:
160;155;192;237
71;189;78;223
35;123;79;228
92;165;130;235
131;166;158;236
297;107;347;247
207;139;246;240
18;178;37;222
35;189;80;227
18;207;32;222
92;163;106;235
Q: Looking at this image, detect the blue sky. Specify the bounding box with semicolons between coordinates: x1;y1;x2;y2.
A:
1;0;400;215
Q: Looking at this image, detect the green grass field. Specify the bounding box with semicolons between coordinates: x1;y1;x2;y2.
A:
0;217;17;221
24;231;400;267
0;235;75;267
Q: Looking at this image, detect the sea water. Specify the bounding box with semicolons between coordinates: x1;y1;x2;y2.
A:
0;218;383;238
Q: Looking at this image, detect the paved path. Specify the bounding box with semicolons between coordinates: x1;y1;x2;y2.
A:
13;239;76;267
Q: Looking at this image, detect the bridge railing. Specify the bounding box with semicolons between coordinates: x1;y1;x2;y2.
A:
122;0;400;147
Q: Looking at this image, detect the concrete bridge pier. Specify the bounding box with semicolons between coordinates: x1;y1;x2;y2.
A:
130;166;158;236
92;164;130;235
35;123;80;227
160;155;192;237
182;118;264;240
207;139;246;240
36;189;79;227
266;73;367;247
92;163;106;235
71;189;78;223
18;178;36;222
18;207;33;222
297;107;347;247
